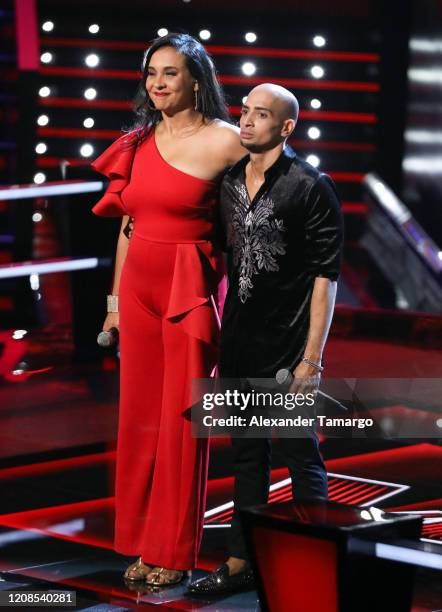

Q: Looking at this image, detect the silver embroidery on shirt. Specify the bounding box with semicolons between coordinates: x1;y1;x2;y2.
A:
228;184;286;303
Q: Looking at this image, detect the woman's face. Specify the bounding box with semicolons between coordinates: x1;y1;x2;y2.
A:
146;46;196;113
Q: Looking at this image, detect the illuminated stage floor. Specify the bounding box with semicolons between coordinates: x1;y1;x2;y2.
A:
0;321;441;610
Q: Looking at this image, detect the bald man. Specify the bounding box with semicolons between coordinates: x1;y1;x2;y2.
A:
187;84;343;597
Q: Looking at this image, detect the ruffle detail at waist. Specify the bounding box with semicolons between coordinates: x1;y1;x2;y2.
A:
165;241;225;347
91;130;140;217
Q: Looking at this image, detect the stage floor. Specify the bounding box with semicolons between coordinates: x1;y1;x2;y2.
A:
0;323;441;610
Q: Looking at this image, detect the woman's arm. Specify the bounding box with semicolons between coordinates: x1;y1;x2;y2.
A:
102;214;130;331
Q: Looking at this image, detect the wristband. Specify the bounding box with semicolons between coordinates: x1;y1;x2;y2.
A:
302;357;324;372
107;295;119;313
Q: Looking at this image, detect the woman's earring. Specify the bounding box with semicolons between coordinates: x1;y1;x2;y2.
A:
194;89;199;111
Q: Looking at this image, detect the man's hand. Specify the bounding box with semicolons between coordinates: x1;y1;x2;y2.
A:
289;360;321;398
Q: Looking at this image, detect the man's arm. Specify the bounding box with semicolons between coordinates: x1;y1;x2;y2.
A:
291;174;343;388
292;276;337;380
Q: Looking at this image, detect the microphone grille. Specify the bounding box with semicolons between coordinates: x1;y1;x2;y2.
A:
276;368;291;385
97;331;112;347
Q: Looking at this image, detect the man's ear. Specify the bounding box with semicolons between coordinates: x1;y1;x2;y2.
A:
281;118;296;138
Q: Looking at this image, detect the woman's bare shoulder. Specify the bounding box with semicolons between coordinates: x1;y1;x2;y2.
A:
207;119;240;139
205;120;246;164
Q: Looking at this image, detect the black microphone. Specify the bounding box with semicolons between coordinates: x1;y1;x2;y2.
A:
275;368;348;412
97;327;119;347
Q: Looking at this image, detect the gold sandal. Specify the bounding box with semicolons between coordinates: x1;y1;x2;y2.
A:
145;566;187;587
123;557;152;582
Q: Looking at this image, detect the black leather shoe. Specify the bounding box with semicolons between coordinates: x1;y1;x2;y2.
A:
186;563;255;597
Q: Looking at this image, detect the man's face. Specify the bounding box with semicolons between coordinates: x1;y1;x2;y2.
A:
239;89;292;152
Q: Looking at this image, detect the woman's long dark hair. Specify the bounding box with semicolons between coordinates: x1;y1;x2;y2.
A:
129;33;230;136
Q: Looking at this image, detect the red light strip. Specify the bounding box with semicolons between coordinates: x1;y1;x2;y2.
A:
34;156;364;183
206;508;233;523
230;106;378;123
207;46;380;62
206;483;392;525
40;38;380;62
40;97;130;109
35;157;365;186
35;128;376;154
291;140;376;152
0;497;112;520
37;127;121;139
0;451;115;480
334;485;387;504
268;490;293;504
341;202;368;214
38;67;379;92
422;524;442;534
221;75;379;91
37;125;375;143
329;171;364;182
348;486;391;505
328;480;365;495
37;157;90;168
299;110;377;123
41;66;141;79
40;36;148;50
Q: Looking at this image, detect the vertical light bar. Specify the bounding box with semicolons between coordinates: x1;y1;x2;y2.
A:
14;0;40;70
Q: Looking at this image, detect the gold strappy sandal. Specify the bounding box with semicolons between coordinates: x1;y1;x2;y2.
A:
145;566;188;587
123;557;152;582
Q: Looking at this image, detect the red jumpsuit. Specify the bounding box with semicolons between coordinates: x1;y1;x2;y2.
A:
91;129;223;569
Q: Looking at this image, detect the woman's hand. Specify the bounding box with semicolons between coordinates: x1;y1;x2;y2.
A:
103;312;119;332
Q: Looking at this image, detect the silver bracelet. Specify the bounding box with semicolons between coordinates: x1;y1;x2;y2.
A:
302;357;324;372
107;295;119;313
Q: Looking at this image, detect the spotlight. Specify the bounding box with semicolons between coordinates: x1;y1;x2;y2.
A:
80;143;94;157
199;29;211;41
242;62;256;76
310;98;322;109
37;114;49;126
12;330;28;340
84;87;97;100
308;126;321;139
245;32;257;43
313;35;326;47
32;213;43;223
83;117;95;128
311;65;325;78
40;52;53;64
85;53;100;67
39;86;51;97
30;273;40;290
42;21;54;32
157;28;168;37
35;143;47;154
307;154;320;167
89;24;100;34
33;172;46;184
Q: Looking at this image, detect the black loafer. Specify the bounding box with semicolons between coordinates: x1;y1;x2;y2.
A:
186;563;255;597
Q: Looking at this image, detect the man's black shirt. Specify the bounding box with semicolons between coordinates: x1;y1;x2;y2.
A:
218;145;343;378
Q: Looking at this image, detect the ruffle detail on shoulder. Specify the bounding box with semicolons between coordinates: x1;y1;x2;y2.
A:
90;130;142;217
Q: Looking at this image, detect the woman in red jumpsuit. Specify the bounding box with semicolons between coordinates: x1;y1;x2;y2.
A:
92;33;244;586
